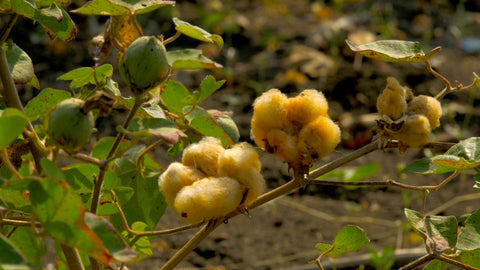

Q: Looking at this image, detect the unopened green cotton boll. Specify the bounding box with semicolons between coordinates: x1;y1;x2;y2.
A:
119;36;170;95
47;98;94;154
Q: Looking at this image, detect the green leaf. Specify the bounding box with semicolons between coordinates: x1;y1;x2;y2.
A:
63;163;97;193
29;178;112;264
401;158;454;175
72;0;174;15
34;0;70;8
346;40;440;63
0;234;33;270
425;259;447;270
12;1;76;41
316;163;380;189
91;136;129;160
315;225;369;258
431;155;480;170
0;108;28;149
84;212;137;262
122;222;152;263
121;118;185;142
473;72;480;90
474;173;480;189
0;184;32;213
172;17;223;49
112;147;167;230
0;0;11;11
185;75;225;104
404;209;457;254
7;226;47;267
457;209;480;251
40;158;65;181
167;49;223;70
460;249;480;268
24;88;71;122
159;80;192;115
184;106;234;146
57;64;113;90
114;96;165;118
2;41;34;85
444;137;480;161
367;246;395;270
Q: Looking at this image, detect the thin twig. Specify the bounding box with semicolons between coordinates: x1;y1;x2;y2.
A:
0;218;41;227
136;139;165;171
160;220;221;270
110;190;204;238
58;150;103;166
0;14;18;45
61;244;85;270
437;254;479;270
398;253;435;270
162;31;181;45
425;60;452;92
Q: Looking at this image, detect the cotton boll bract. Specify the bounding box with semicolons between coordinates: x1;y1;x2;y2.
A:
297;116;341;165
182;137;225;176
376;77;408;121
158;162;205;210
286;89;329;127
407;95;442;129
251;89;289;149
173;177;245;224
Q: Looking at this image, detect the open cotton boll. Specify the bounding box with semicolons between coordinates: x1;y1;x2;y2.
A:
251;88;289;149
158;162;205;211
297;116;341;164
397;114;432;148
174;177;245;224
407;95;442;129
286;89;329;127
376;77;408;121
217;143;265;205
265;129;300;164
182;137;225;176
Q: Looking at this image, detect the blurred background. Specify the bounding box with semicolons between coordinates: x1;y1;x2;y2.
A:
5;0;480;269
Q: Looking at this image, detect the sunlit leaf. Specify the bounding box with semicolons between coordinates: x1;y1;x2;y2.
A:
113;96;165;118
444;137;480;161
346;40;440;63
0;0;11;11
184;106;234;146
474;72;480;90
457;210;480;251
167;49;223;70
0;108;28;149
12;1;76;40
2;41;34;85
120;118;185;142
159;80;192;115
84;212;137;262
0;234;33;270
24;88;70;122
57;64;113;89
315;225;369;258
34;0;70;8
172;17;223;49
72;0;174;15
122;222;152;263
185;75;225;104
431;155;480;170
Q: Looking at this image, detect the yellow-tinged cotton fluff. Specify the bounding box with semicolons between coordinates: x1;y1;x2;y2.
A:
174;177;245;224
286;89;329;127
265;129;300;164
251;89;289;149
218;143;265;205
407;95;442;129
397;114;431;148
182;137;225;176
297;116;341;164
158;162;205;210
376;77;408;121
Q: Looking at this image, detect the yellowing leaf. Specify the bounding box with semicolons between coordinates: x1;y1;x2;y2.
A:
108;15;143;52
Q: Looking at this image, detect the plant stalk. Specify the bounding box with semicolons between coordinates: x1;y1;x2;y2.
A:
60;244;86;270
